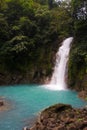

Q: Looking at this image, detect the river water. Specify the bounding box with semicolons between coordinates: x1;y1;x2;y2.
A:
0;85;86;130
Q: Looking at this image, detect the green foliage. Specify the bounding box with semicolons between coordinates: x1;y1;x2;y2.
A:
0;0;86;87
0;0;7;10
74;20;87;41
0;0;73;78
0;13;9;42
71;0;87;20
67;0;87;90
34;0;48;5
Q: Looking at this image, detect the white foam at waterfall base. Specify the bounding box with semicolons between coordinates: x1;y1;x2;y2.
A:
44;37;73;91
43;84;67;91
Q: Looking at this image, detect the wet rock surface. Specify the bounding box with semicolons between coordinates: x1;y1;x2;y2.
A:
78;91;87;101
25;104;87;130
0;97;13;111
0;100;4;106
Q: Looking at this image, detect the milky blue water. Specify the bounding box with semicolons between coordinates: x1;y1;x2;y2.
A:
0;85;86;130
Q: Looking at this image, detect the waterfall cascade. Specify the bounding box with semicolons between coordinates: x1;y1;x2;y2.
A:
45;37;73;90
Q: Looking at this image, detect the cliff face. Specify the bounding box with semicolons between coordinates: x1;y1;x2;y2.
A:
0;69;49;85
0;40;59;86
0;35;63;86
68;20;87;92
68;45;87;93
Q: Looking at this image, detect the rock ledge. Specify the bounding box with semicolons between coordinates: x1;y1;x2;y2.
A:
25;104;87;130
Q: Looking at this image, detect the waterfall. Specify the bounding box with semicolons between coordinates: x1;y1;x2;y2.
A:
45;37;73;90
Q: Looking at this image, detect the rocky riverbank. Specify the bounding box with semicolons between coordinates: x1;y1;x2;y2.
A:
25;104;87;130
78;91;87;101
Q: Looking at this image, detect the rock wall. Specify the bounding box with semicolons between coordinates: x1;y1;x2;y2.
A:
0;70;48;85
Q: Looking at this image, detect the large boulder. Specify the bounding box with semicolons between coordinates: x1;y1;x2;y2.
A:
26;104;87;130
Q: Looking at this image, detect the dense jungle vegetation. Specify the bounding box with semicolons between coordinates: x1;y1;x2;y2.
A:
68;0;87;91
0;0;87;90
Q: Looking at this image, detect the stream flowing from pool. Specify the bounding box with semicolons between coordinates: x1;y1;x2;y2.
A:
0;85;86;130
